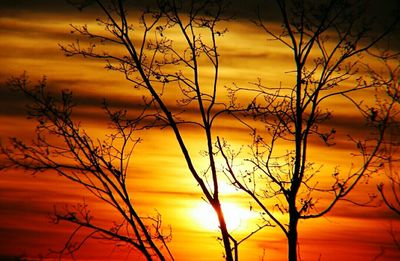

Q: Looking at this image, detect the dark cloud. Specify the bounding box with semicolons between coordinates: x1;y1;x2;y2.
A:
0;1;399;260
0;75;385;151
1;0;397;21
0;19;71;42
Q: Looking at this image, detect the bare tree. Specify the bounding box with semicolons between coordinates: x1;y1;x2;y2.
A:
0;74;173;260
56;0;243;260
1;0;271;260
217;0;399;260
2;0;398;260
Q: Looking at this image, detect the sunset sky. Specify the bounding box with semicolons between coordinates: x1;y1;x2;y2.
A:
0;0;400;260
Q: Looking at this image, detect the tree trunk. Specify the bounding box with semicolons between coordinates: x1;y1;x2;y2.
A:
287;212;299;261
214;202;234;261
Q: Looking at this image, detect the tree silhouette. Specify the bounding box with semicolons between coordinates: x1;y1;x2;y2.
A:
6;0;252;260
1;74;173;260
1;0;399;260
217;0;399;260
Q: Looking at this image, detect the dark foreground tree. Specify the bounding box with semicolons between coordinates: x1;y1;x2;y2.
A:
3;0;259;260
1;0;399;260
1;74;173;260
217;0;399;260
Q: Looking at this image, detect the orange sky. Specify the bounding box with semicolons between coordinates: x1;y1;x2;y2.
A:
0;1;399;261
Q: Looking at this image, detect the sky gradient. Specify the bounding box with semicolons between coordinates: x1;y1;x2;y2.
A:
0;1;400;260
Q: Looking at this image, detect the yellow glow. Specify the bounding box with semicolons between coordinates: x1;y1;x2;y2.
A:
1;4;399;260
191;201;253;232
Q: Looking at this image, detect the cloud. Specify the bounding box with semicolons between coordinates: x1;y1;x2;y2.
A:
0;2;399;260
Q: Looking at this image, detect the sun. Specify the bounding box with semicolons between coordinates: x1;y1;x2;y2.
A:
191;201;252;232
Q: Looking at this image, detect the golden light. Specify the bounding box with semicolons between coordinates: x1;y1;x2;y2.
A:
191;201;253;232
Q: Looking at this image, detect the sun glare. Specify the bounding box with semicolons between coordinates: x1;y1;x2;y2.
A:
191;202;252;232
